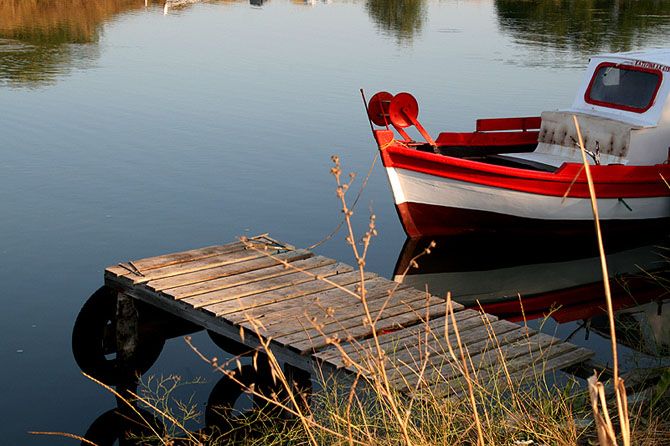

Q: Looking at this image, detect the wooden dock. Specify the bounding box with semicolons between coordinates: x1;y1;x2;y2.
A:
104;235;594;397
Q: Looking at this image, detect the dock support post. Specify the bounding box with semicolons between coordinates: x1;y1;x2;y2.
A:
284;363;312;416
115;293;139;409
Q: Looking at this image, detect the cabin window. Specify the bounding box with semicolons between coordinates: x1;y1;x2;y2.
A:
585;63;662;113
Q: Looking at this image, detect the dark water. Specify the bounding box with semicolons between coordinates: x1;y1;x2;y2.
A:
1;0;669;443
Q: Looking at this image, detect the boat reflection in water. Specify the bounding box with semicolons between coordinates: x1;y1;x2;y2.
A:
393;233;668;324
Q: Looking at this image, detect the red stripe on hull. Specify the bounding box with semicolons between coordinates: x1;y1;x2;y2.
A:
396;201;670;238
381;146;670;199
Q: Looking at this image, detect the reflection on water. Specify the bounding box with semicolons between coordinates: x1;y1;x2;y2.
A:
0;0;142;45
365;0;426;43
0;0;162;87
495;0;670;59
205;359;287;437
71;286;201;385
591;302;669;358
394;234;669;345
78;364;286;445
163;0;256;14
3;0;670;87
0;0;331;87
83;407;162;445
0;39;96;88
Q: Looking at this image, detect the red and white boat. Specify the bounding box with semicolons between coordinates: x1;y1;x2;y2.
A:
366;49;670;237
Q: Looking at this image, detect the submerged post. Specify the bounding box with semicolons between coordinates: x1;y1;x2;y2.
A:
115;292;139;407
284;363;312;417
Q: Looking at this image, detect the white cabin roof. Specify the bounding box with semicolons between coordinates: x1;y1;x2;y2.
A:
595;48;670;67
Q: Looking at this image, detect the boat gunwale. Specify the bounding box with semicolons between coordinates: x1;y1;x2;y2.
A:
380;143;670;199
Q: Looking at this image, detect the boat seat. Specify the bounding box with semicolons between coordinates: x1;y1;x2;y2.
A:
486;154;557;172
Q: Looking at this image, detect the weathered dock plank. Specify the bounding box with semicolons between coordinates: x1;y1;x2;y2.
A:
180;261;354;308
285;300;451;354
228;278;404;325
165;255;335;300
390;324;534;392
115;248;284;287
260;286;440;342
146;249;313;292
314;308;481;365
202;270;376;319
105;242;246;278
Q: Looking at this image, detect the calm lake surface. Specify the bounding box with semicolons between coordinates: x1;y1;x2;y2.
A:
2;0;670;443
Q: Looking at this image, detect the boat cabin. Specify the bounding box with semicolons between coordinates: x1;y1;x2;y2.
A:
504;49;670;168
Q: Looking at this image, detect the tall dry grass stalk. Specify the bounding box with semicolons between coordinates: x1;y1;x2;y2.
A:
573;114;630;446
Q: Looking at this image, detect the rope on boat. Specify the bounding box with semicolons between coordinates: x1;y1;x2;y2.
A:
380;139;410;151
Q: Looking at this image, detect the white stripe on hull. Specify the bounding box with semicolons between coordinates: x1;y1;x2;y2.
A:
386;167;670;221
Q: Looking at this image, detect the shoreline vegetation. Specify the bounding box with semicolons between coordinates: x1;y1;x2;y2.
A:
35;155;669;445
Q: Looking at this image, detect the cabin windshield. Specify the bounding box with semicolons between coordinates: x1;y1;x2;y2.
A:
585;63;662;113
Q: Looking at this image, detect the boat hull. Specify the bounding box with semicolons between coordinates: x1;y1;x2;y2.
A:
395;201;670;237
381;146;670;237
